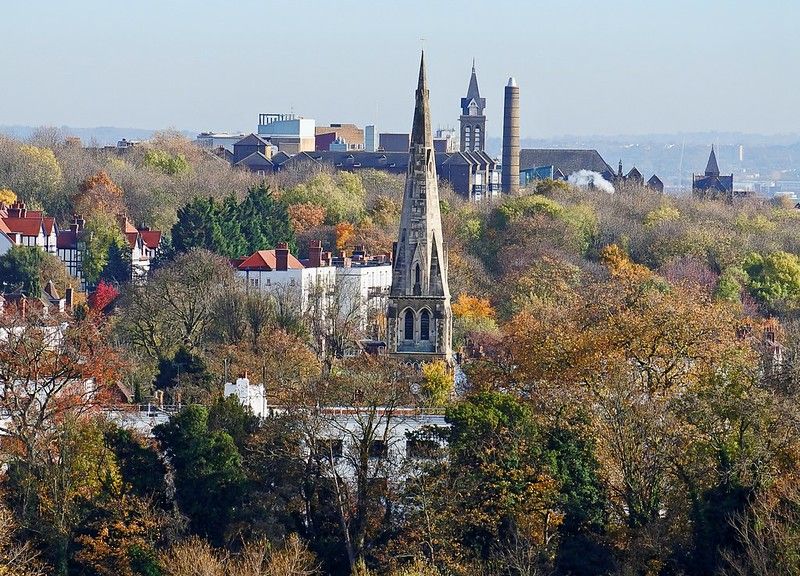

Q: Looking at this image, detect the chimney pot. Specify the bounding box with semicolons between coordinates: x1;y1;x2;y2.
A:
276;244;289;271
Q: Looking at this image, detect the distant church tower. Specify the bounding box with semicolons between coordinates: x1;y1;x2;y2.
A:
459;60;486;152
387;52;453;364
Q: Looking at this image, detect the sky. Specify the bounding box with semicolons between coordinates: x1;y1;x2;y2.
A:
1;0;799;138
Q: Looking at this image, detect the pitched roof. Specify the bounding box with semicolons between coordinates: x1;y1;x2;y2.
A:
693;174;733;193
116;215;138;234
647;174;664;187
235;133;270;147
42;217;56;235
237;249;304;271
460;60;486;114
125;231;139;248
235;151;274;170
626;167;643;181
3;217;43;236
705;146;720;176
139;229;162;249
43;280;60;300
0;219;11;235
519;149;614;177
271;151;290;165
57;230;78;249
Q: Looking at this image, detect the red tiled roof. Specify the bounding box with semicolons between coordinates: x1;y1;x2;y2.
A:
139;230;162;249
237;249;303;271
57;230;77;249
116;214;138;234
2;217;43;236
125;232;139;248
42;217;56;235
0;220;11;235
25;210;43;219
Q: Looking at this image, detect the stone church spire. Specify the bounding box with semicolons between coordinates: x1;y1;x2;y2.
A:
387;51;452;363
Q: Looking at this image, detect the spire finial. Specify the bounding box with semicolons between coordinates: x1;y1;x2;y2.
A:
411;50;431;148
472;57;476;72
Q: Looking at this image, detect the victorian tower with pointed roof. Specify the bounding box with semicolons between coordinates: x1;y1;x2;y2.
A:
459;60;487;152
387;52;452;364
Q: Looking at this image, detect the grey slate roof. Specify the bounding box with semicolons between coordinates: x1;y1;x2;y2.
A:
235;152;274;170
235;133;270;147
705;146;720;176
519;149;614;178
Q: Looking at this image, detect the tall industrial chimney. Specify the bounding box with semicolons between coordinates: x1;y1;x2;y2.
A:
501;77;520;194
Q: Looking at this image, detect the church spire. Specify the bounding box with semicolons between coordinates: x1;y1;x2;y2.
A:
388;51;453;364
466;59;480;100
411;51;432;149
705;145;720;176
459;59;487;152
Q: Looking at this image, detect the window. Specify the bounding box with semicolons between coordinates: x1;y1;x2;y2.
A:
317;439;343;459
369;440;387;458
249;278;259;288
474;126;481;150
415;264;421;285
464;126;471;149
420;309;430;340
404;309;414;340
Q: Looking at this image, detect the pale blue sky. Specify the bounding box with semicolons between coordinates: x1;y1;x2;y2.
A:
1;0;798;137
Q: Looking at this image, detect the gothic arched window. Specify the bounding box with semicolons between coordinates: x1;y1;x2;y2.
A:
404;309;414;340
415;264;421;285
420;309;430;341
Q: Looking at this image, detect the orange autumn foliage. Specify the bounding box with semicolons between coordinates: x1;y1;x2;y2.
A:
287;202;325;234
335;221;355;251
451;293;495;321
72;171;126;218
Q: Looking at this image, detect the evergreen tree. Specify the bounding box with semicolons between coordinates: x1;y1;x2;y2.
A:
238;183;296;254
99;240;131;285
218;193;247;258
0;245;44;295
171;197;226;254
153;405;246;545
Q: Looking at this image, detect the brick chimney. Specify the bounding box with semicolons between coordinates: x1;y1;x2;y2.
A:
309;239;323;268
276;242;289;271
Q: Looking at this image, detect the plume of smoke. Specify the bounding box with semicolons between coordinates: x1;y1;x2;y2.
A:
568;170;615;194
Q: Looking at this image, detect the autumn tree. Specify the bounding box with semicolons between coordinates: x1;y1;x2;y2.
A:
116;249;235;363
0;187;16;205
72;170;126;219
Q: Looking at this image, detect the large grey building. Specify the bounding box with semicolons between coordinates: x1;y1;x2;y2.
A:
387;52;453;364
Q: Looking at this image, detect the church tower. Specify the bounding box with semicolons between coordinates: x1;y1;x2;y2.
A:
459;60;486;152
387;52;452;364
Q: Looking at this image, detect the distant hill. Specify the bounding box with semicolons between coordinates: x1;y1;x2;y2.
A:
0;125;196;147
486;133;800;191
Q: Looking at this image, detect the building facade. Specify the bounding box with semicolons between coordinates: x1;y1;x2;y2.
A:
257;113;316;153
387;52;453;364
